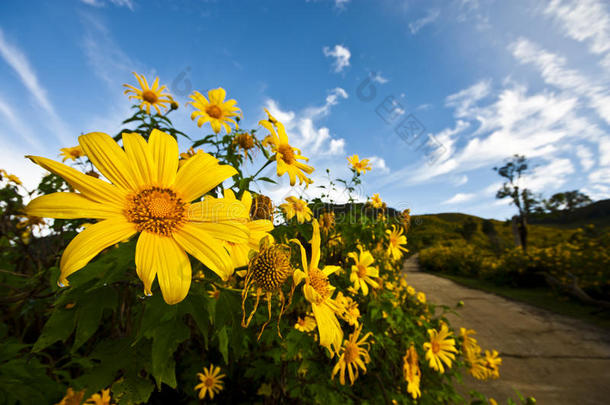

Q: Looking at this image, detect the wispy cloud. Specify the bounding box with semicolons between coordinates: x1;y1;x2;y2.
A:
323;44;351;73
371;72;389;84
0;28;71;144
576;145;595;171
80;0;135;10
409;8;440;34
0;95;41;150
443;192;476;204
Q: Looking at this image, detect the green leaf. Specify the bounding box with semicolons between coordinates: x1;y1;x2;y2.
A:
32;307;76;352
150;319;190;389
72;287;118;351
217;326;229;364
112;371;155;405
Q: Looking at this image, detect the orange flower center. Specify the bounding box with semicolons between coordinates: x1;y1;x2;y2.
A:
125;187;188;236
309;268;330;301
344;342;359;363
278;144;295;164
204;377;216;387
206;104;223;119
237;133;254;149
357;264;368;278
431;341;441;354
142;90;158;104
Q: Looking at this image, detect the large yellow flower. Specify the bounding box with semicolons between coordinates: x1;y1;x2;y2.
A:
386;225;408;260
292;219;344;354
347;154;372;174
188;88;241;134
195;365;225;400
59;146;84;162
403;344;421;399
25;130;248;304
84;388;114;405
280;196;312;223
123;72;173;115
331;324;372;385
423;324;458;374
260;110;314;186
347;247;379;296
221;189;274;269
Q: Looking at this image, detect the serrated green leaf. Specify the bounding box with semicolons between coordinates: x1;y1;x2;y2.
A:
32;307;76;352
72;287;118;351
150;319;190;389
112;371;154;405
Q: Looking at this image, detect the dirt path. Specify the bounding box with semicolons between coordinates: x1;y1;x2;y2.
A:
402;255;610;405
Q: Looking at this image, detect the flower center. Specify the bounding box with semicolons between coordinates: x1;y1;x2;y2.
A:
206;105;223;119
357;264;368;278
431;341;440;354
344;342;359;363
125;187;188;236
237;133;254;149
142;90;158;104
278;144;295;164
204;377;216;387
250;245;293;291
309;268;330;301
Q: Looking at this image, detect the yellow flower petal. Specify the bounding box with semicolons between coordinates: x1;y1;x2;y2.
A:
59;217;136;285
144;234;192;305
173;223;233;280
135;231;158;296
122;132;155;186
148;129;179;187
78;132;138;191
26;192;121;219
174;153;236;202
26;156;125;207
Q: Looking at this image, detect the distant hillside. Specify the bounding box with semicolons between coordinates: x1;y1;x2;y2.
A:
529;199;610;228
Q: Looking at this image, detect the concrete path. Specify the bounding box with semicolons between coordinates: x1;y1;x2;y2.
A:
402;255;610;405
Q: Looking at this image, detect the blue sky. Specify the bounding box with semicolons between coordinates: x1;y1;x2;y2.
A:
1;0;609;219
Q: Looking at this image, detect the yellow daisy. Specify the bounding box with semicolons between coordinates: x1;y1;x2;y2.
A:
55;388;85;405
233;132;256;158
84;388;114;405
292;219;345;354
295;315;317;332
195;365;225;400
188;87;241;134
59;146;84;162
123;72;173;115
347;154;372;174
403;345;421;399
423;324;458;374
25;130;248;305
260;110;314;186
318;211;335;234
370;193;383;209
460;328;481;357
220;189;274;269
347;247;379;296
386;225;408;260
280;196;312;223
331;324;372;385
483;349;502;379
416;291;426;304
335;291;360;326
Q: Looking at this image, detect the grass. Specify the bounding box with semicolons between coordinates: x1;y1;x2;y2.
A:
433;272;610;331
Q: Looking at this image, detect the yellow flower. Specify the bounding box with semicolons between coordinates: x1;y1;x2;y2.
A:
260;110;314;186
25;130;248;304
407;285;416;295
370;193;383;209
195;365;225;400
292;219;344;354
318;211;335;234
416;291;426;304
335;291;360;326
6;173;22;185
483;349;502;379
280;196;312;223
347;154;372;174
188;87;241;134
423;324;457;373
55;387;85;405
460;328;481;357
489;399;498;405
386;225;408;260
123;72;173;115
403;345;421;399
250;193;274;221
207;284;220;300
348;247;379;296
84;388;114;405
331;324;372;385
233;132;256;157
60;146;85;162
221;189;274;269
295;315;317;332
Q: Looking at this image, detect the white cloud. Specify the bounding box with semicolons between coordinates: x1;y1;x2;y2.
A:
335;0;350;9
510;37;610;125
0;95;41;151
0;28;71;144
264;87;347;156
80;0;135;10
599;138;610;166
451;174;468;186
589;167;610;184
368;156;390;174
442;192;476;204
576;145;595;171
409;8;440;34
521;158;575;191
372;72;389;84
544;0;610;55
445;79;491;118
323;45;351;73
